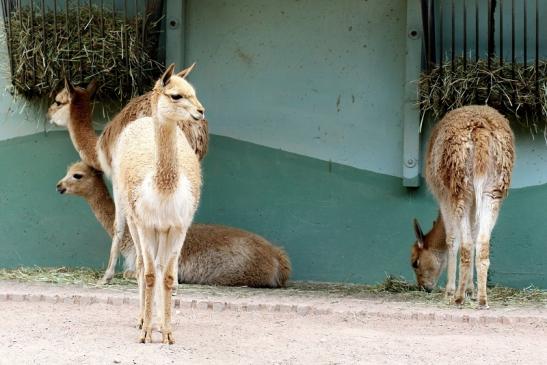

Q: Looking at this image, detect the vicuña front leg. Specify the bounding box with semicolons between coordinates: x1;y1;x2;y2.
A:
126;217;144;328
161;259;177;344
138;228;156;343
136;255;145;329
158;228;186;345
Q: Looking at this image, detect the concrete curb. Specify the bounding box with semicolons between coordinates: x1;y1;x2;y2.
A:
1;290;545;327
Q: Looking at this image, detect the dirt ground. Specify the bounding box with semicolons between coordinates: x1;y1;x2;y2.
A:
1;281;546;365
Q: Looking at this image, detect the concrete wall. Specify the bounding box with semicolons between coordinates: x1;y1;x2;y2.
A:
0;0;545;287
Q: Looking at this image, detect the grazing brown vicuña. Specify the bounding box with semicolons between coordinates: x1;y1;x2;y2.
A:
411;105;515;308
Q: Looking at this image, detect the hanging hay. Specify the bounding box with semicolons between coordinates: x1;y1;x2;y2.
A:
1;4;164;101
418;58;547;130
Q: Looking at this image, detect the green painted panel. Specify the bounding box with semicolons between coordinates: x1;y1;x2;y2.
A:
0;132;112;268
0;132;545;288
195;135;546;288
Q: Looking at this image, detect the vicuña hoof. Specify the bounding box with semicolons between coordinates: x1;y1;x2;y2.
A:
139;328;152;343
454;295;465;306
97;277;111;286
444;290;455;304
466;287;477;301
478;298;489;310
162;330;175;345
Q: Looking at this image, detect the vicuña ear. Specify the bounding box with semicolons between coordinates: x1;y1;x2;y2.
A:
161;63;176;87
86;80;98;99
177;62;196;79
65;77;76;95
413;218;426;249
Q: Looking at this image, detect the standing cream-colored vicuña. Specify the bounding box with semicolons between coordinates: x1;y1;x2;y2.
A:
112;64;203;344
56;161;291;288
48;70;208;287
411;105;514;308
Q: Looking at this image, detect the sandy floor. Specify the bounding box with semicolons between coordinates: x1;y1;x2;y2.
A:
1;284;546;365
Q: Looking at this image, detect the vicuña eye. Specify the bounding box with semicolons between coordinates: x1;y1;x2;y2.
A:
171;94;182;100
73;174;83;180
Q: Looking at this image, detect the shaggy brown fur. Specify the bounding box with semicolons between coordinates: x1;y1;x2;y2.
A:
181;224;291;288
413;105;515;308
56;161;291;287
426;106;514;215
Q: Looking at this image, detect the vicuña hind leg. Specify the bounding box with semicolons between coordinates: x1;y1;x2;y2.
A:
466;244;476;300
455;212;473;305
475;197;500;309
440;208;458;302
98;190;126;285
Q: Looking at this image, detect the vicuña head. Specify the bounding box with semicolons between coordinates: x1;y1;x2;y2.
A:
152;63;204;123
410;215;447;292
56;161;103;197
48;79;97;127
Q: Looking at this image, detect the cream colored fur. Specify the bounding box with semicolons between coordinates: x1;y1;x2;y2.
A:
112;64;202;344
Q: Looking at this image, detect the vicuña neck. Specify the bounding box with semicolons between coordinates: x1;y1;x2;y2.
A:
69;99;101;171
154;118;179;194
84;181;115;237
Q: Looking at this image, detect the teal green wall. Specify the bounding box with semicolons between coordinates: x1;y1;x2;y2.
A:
0;132;545;287
0;132;111;267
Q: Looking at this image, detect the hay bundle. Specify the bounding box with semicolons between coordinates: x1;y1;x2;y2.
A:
419;58;547;128
2;4;163;100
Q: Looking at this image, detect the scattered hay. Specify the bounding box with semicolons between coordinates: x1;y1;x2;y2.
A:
487;285;546;305
418;58;547;130
371;274;420;293
1;4;164;101
0;267;544;306
0;266;134;287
